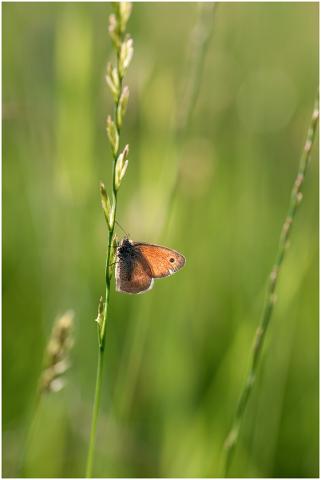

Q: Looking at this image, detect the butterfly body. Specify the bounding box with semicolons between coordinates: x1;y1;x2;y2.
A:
115;237;186;294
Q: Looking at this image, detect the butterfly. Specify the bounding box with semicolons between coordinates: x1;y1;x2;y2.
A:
115;237;186;294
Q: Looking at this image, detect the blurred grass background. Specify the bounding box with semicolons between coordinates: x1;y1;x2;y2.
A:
2;2;318;478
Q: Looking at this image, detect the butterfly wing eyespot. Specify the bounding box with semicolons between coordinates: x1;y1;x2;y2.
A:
133;243;186;278
115;237;186;294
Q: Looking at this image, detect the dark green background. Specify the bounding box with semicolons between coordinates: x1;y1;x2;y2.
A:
2;2;319;477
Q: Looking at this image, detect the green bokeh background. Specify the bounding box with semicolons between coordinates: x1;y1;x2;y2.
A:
2;2;319;478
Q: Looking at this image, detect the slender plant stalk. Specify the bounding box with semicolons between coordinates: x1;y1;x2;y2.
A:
86;3;133;477
161;2;217;239
175;2;217;143
220;89;319;477
86;340;105;478
17;391;43;476
18;311;74;476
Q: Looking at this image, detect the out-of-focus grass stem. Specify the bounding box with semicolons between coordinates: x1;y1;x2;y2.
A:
161;2;217;239
18;311;74;476
220;89;319;477
17;391;42;477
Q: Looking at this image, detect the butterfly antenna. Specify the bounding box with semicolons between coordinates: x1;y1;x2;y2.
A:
115;220;129;238
107;261;119;267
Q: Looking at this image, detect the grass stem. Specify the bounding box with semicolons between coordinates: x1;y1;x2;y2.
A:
85;3;133;476
86;344;105;477
161;2;216;239
220;89;319;477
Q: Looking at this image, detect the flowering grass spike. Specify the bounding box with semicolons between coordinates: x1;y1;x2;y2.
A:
86;3;133;477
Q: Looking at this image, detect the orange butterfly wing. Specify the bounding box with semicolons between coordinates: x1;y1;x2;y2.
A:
132;243;186;278
115;247;154;294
